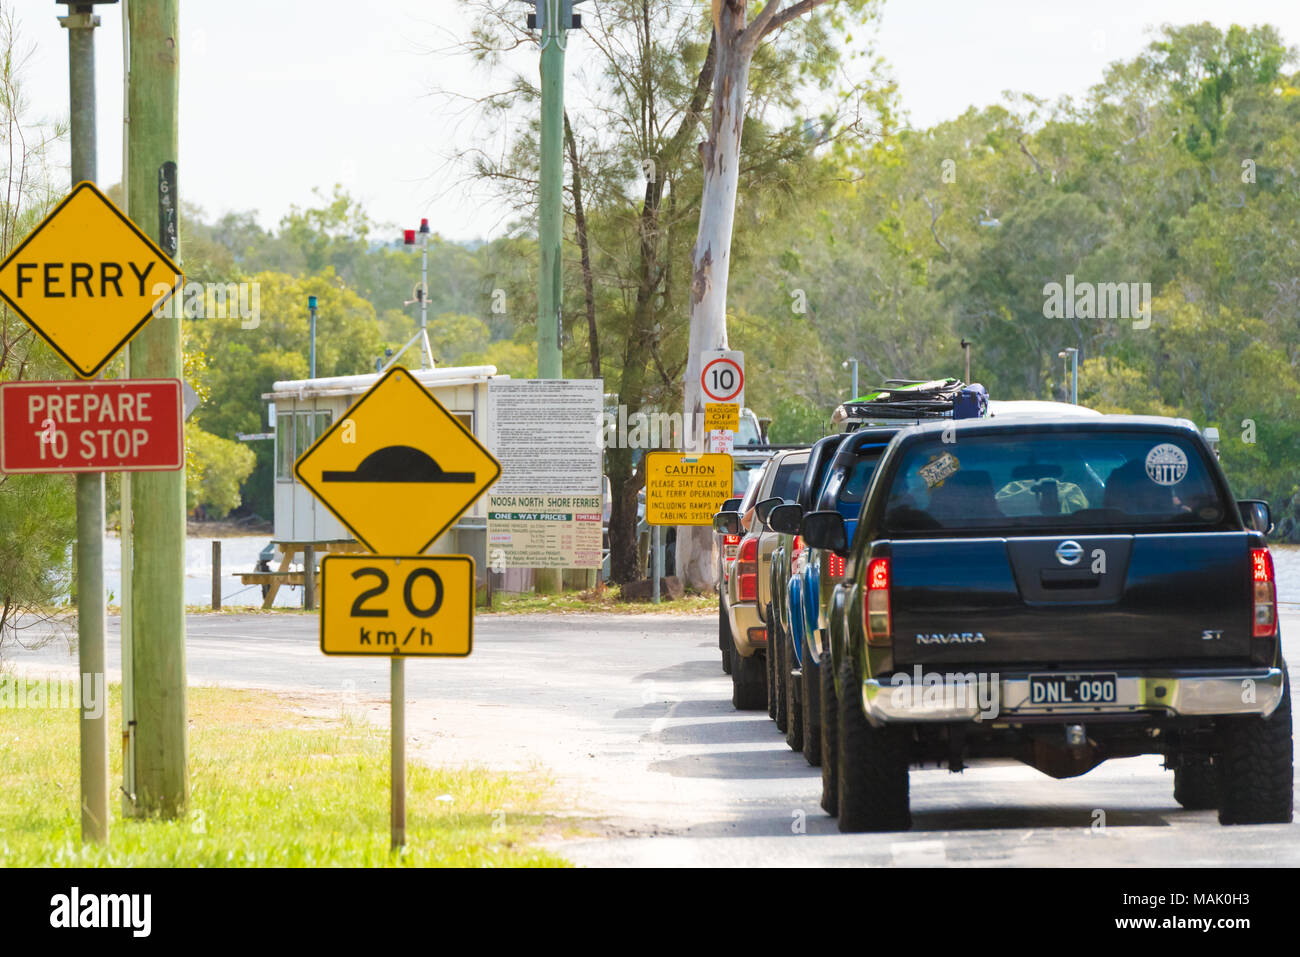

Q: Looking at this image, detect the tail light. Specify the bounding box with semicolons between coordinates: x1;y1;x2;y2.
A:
1252;548;1277;638
738;537;758;602
828;553;846;579
723;534;740;547
864;557;891;646
791;535;804;565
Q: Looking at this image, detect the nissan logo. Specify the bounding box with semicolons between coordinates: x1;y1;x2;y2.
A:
1055;540;1084;566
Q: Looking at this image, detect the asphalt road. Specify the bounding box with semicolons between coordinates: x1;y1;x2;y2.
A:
8;605;1299;867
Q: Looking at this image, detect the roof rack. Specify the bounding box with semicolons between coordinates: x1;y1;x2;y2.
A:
831;378;988;429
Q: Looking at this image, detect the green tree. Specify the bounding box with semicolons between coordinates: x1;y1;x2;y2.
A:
0;4;76;650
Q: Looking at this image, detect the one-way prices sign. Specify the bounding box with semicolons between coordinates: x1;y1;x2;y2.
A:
0;181;182;378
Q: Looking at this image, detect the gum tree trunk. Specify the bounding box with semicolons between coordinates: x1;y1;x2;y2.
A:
677;0;754;589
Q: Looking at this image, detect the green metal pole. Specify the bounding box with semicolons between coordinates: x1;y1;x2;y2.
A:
127;0;188;819
537;0;564;380
534;1;567;594
61;1;109;847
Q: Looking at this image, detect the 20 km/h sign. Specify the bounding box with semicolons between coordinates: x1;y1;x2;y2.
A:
0;379;183;473
700;350;744;405
294;366;502;555
0;181;183;378
320;555;474;657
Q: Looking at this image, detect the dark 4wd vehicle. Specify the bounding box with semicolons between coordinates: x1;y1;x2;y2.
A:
772;427;900;768
813;416;1292;832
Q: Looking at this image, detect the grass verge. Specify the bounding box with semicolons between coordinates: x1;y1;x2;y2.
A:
0;681;569;866
484;586;715;615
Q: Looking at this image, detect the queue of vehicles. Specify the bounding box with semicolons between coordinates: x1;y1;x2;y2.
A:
713;379;1293;832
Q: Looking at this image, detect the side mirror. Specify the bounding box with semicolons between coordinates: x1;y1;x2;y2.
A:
801;510;848;554
768;503;803;535
754;497;781;528
1238;500;1273;536
713;511;741;535
720;497;742;513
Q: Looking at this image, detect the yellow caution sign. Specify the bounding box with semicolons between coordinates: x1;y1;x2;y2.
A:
0;181;182;379
294;366;501;554
644;451;734;526
320;554;474;657
704;402;739;431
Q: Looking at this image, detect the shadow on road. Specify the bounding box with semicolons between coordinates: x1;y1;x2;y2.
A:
632;659;724;683
644;717;782;746
648;751;821;780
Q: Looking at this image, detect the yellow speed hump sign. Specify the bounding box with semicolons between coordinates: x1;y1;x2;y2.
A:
644;452;733;526
321;554;474;657
0;181;182;379
294;366;501;555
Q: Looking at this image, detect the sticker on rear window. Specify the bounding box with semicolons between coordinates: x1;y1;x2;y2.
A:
919;452;960;488
1145;443;1188;486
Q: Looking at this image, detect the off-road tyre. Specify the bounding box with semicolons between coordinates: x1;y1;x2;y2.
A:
731;642;767;711
1173;762;1219;810
785;638;803;753
820;652;839;816
766;605;777;720
837;656;911;832
802;649;821;766
1217;672;1293;825
719;597;731;675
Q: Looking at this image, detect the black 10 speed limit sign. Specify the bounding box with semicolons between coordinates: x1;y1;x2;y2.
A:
700;350;744;406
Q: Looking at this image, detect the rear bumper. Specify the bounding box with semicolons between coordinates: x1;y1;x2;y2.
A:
728;601;764;656
860;667;1287;726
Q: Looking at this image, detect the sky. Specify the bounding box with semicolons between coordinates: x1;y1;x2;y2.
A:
21;1;1300;243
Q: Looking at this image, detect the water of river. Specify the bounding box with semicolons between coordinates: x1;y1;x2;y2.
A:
99;535;302;609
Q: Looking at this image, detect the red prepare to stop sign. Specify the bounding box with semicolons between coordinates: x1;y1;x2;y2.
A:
0;378;183;474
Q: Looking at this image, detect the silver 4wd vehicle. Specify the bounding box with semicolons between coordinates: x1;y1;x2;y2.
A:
715;449;808;709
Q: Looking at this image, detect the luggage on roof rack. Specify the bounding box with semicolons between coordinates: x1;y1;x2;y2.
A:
831;378;988;430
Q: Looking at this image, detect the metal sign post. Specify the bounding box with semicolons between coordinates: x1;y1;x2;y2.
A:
60;0;108;845
297;372;497;850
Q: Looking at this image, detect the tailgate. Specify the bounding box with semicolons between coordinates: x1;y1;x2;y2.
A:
889;533;1255;667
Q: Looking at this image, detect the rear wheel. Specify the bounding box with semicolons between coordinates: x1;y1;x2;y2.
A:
820;651;838;816
719;596;731;675
802;647;821;766
837;655;910;832
765;605;777;720
731;642;767;711
773;621;789;733
785;637;803;753
1217;672;1293;825
1173;762;1219;810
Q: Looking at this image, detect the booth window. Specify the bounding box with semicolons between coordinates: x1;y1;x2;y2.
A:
276;409;333;481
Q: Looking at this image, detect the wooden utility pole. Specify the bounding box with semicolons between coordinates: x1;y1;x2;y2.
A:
126;0;187;818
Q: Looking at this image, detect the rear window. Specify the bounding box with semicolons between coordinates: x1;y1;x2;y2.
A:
881;431;1227;535
817;445;889;511
768;461;806;504
734;460;766;501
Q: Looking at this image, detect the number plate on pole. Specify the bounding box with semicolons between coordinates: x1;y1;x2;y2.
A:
320;555;474;657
